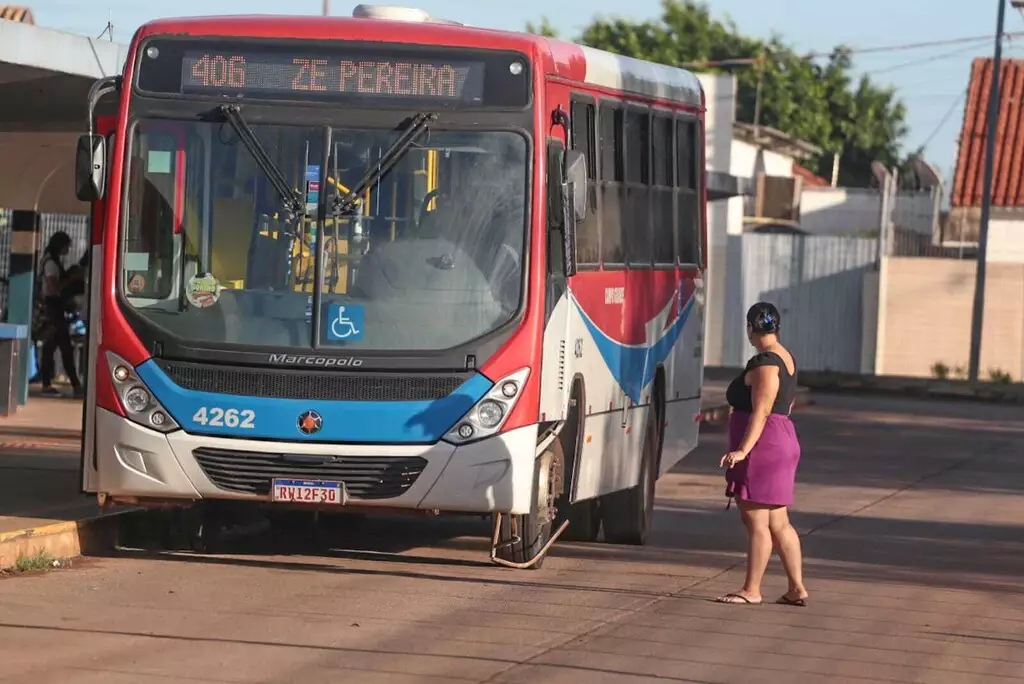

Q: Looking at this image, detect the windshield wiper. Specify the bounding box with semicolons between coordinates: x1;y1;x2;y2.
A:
218;105;305;220
332;111;437;216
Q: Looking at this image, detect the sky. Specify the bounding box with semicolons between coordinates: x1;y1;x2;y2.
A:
27;0;1024;186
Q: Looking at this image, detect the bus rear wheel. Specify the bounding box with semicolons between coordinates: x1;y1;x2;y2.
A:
600;406;659;545
556;497;601;542
493;439;564;569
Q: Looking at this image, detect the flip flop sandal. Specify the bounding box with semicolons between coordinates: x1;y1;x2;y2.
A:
716;593;762;605
776;594;808;607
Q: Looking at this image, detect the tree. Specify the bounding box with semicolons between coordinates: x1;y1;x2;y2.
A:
524;16;558;38
526;0;909;188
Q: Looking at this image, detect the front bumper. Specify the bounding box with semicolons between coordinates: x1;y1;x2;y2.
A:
91;408;538;515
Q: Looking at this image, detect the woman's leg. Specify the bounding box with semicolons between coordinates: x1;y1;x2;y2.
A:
39;331;58;391
39;300;60;392
42;299;81;392
55;324;82;391
717;500;773;603
768;506;808;601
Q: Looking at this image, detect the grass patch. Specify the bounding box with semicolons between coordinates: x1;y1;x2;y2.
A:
3;550;69;575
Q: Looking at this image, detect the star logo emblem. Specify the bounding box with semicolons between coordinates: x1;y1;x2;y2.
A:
297;410;323;435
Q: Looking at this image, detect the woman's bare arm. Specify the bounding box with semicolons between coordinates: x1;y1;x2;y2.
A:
735;365;781;455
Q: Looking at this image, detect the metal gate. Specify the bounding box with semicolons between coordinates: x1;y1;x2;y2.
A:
0;208;89;317
721;233;878;372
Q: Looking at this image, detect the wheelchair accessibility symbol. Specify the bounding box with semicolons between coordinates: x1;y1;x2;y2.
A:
326;303;364;342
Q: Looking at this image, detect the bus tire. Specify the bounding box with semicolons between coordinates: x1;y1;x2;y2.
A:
494;438;563;569
600;405;660;546
558;497;601;543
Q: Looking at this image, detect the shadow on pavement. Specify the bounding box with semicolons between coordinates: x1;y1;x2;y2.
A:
94;392;1024;600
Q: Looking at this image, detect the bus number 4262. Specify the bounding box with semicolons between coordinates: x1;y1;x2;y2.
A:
192;407;256;428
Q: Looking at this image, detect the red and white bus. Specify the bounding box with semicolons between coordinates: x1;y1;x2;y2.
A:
75;4;707;569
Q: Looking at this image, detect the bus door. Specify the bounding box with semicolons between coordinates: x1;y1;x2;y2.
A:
81;115;117;494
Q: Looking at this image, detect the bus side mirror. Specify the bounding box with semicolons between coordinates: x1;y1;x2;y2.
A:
564;150;587;222
75;134;107;202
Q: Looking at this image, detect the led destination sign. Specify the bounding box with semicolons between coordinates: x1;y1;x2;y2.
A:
182;53;484;103
135;39;531;108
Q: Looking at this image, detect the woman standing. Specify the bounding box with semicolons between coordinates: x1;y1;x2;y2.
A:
716;302;807;606
37;231;83;398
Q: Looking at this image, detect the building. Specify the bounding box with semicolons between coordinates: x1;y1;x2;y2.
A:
949;57;1024;261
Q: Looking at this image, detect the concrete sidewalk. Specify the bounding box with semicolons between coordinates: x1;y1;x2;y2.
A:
0;395;100;567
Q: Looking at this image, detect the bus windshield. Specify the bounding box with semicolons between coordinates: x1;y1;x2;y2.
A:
120;119;528;352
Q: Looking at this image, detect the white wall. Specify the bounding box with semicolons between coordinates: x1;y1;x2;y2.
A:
697;73;741;247
696;72;738;367
730;139;794;180
800;187;938;237
988;219;1024;263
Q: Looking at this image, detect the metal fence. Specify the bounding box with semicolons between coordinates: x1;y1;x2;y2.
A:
0;208;89;317
720;232;879;373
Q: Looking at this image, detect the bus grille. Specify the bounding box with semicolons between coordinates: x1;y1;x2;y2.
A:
157;360;467;402
192;447;428;499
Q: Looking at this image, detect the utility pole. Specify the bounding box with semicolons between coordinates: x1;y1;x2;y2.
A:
967;0;1011;383
752;48;766;140
322;0;330;16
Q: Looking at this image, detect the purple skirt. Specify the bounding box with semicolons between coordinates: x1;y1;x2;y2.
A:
725;410;801;507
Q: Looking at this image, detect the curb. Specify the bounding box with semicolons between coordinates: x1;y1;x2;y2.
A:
0;428;81;441
791;371;1024;404
0;438;80;452
0;511;129;571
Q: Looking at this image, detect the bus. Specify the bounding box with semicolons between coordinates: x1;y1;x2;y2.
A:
75;4;707;570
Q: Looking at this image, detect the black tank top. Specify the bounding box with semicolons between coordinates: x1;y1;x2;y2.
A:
725;350;798;414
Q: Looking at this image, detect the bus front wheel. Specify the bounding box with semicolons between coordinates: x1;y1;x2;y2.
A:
493;439;564;569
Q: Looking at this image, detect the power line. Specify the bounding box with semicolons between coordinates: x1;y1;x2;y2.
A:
919;89;968;152
682;31;1024;68
863;41;992;76
832;32;1021;57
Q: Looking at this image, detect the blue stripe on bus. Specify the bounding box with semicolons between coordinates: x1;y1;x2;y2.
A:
135;360;491;444
574;295;695;405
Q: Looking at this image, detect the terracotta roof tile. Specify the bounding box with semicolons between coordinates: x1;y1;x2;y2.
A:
952;57;1024;208
0;6;34;23
793;163;829;187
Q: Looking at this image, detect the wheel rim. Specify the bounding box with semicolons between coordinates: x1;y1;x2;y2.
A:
537;452;555;526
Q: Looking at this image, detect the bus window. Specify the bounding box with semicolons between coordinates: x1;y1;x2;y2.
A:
331;129;528;351
570;99;600;267
676;118;700;266
122;120;325;346
124;131;178;300
623;108;651;267
599;104;624;265
651;114;675;266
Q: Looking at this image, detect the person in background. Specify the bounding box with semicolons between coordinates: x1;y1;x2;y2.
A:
37;231;83;398
65;249;90;322
716;302;808;607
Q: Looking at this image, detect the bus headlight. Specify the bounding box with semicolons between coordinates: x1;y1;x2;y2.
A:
105;352;180;434
475;400;505;428
123;386;151;413
444;368;529;445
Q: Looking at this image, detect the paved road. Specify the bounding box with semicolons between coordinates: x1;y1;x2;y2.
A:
2;393;1023;683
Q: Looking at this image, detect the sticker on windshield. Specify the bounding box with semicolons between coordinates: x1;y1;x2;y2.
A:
127;273;146;294
326;303;364;342
185;273;222;309
305;165;321;216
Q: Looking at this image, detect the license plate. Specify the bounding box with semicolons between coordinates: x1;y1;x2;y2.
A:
271;479;346;505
